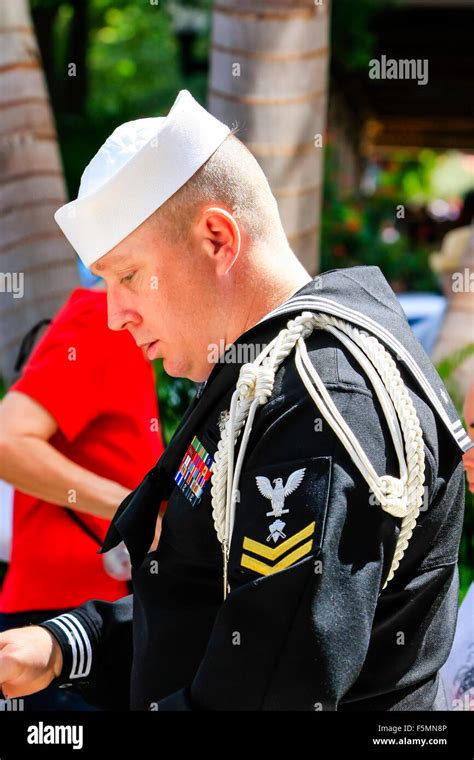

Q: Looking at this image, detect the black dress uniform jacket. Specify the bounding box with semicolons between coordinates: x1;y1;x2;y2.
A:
41;266;473;711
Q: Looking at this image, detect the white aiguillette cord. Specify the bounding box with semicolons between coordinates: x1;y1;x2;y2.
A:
210;311;425;600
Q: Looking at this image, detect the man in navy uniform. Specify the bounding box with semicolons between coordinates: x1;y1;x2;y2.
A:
0;90;472;711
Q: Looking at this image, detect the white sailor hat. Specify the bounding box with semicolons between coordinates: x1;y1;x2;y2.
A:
54;89;231;268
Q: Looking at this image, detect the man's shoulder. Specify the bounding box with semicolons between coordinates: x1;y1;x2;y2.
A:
243;323;425;477
269;326;376;404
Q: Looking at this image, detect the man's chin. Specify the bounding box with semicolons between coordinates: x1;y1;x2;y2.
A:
163;357;210;384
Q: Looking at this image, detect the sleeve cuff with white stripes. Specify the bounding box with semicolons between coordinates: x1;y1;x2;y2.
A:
39;611;99;688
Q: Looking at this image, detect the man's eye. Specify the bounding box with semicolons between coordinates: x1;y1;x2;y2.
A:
120;272;135;284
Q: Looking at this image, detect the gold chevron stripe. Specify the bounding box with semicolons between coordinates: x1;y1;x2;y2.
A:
242;521;315;560
241;539;314;576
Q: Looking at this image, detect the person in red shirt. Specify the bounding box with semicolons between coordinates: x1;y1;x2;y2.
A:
0;285;164;709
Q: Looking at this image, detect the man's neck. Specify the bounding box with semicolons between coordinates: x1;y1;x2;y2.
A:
255;279;310;327
229;267;313;347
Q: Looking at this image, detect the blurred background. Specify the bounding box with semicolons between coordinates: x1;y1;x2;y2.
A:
1;0;473;599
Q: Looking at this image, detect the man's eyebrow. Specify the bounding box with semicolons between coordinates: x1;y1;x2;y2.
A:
91;253;133;274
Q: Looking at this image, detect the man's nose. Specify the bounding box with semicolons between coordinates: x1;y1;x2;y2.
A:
107;290;140;332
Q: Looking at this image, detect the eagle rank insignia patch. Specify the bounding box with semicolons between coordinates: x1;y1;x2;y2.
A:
229;456;332;579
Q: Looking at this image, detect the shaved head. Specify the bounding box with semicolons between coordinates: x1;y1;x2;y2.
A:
153;131;285;248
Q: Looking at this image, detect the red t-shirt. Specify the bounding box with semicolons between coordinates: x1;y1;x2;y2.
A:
0;288;164;612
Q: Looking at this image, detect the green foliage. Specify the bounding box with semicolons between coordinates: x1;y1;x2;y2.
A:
436;344;474;412
320;144;439;292
87;3;182;121
330;0;384;70
153;359;196;445
375;149;474;206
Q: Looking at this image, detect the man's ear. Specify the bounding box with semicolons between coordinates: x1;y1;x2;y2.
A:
198;207;241;276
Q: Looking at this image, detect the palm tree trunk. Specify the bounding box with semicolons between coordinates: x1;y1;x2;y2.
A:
209;0;330;275
0;0;79;386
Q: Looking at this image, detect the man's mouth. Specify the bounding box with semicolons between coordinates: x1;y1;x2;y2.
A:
141;340;161;361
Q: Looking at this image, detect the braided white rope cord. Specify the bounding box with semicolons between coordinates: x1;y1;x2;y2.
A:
211;311;425;598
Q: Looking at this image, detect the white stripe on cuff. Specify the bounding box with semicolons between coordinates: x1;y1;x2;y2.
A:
44;613;92;679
